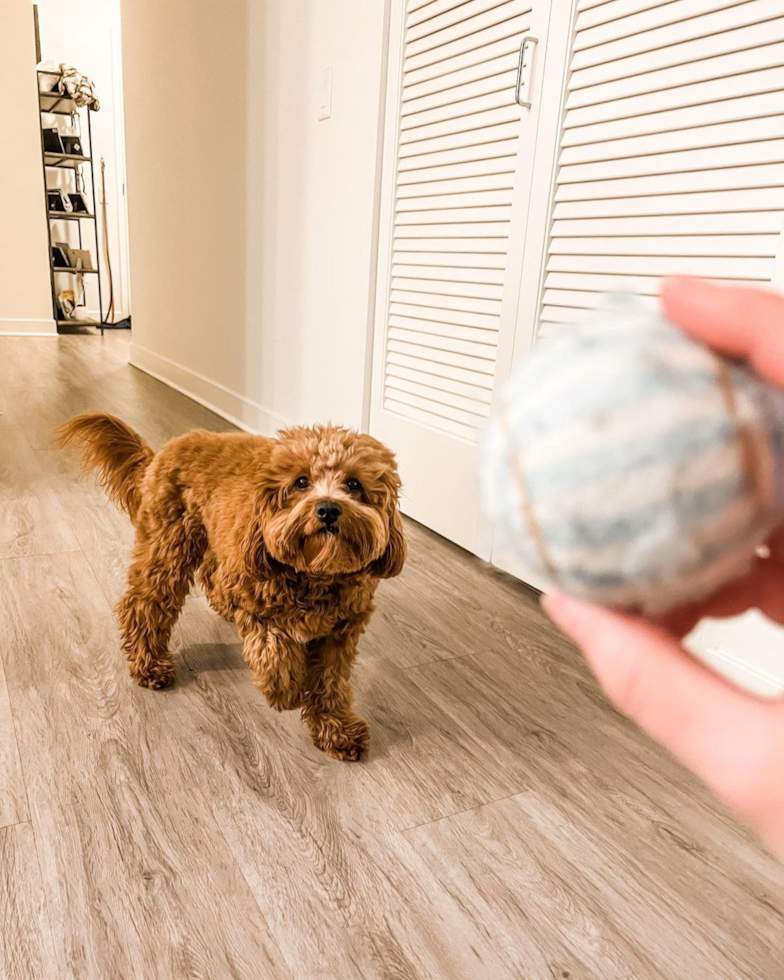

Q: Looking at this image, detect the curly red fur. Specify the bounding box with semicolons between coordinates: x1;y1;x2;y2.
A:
56;416;406;760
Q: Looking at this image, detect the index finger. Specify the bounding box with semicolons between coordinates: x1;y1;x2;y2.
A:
661;278;784;389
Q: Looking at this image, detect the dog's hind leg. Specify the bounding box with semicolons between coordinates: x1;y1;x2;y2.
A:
116;513;206;689
197;549;235;622
301;621;370;762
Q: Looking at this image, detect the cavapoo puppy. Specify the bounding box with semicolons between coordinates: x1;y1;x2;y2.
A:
56;413;406;760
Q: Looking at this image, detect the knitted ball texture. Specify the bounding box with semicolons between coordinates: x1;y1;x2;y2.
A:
483;293;784;614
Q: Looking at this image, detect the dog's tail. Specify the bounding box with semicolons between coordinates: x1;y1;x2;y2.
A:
55;412;154;520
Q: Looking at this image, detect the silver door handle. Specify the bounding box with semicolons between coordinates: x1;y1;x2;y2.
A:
515;36;538;108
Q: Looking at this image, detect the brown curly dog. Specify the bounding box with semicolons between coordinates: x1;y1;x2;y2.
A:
56;413;406;761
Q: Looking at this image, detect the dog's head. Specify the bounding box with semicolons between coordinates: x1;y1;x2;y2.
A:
244;425;406;579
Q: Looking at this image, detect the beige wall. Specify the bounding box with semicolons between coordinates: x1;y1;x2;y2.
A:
122;0;387;433
0;0;54;334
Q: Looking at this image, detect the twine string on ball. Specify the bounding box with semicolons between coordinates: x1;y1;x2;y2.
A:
500;410;558;583
715;358;766;515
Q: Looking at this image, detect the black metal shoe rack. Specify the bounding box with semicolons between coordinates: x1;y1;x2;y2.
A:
37;68;105;335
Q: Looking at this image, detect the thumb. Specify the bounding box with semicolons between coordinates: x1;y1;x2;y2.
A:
542;593;781;816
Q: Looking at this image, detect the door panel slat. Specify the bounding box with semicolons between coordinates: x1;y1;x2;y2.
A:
380;0;530;443
546;253;776;278
391;249;508;268
387;350;496;388
541;305;588;324
403;34;521;89
559;140;784;183
398;156;518;185
571;9;784;89
571;0;780;70
393;236;508;252
407;0;518;37
387;362;494;401
564;65;784;130
383;398;481;439
392;276;506;299
390;301;500;329
576;0;689;33
554;163;784;202
395;205;513;223
403;51;520;103
543;288;658;309
404;13;530;75
386;374;493;417
538;0;784;338
395;188;515;210
561;91;784;146
574;0;749;53
392;263;507;284
389;317;499;346
406;1;528;60
559;114;784;165
401;86;517;131
399;120;521;158
549;234;781;257
402;69;518;117
399;138;519;172
552;212;784;236
397;172;516;198
399;104;521;145
567;37;784;107
395;221;511;237
388;339;497;373
389;326;498;359
391;287;503;313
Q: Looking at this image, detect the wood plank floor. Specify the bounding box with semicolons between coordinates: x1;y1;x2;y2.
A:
0;333;783;979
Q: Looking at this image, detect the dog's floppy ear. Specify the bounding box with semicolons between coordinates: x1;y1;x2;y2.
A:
371;506;406;579
241;511;273;577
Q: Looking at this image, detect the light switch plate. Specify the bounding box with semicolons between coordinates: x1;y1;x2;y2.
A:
318;66;333;121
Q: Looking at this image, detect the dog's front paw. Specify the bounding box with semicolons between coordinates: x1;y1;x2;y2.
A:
263;684;303;712
129;660;176;690
309;715;369;762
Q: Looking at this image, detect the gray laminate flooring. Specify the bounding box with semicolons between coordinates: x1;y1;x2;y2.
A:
1;333;783;979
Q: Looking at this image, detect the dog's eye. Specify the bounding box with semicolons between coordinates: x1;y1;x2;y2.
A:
294;476;310;491
345;478;362;494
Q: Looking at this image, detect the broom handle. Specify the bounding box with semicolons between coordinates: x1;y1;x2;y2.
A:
100;157;115;325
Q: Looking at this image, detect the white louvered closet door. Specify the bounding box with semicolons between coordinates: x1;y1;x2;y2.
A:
370;0;570;554
540;0;784;336
492;0;784;581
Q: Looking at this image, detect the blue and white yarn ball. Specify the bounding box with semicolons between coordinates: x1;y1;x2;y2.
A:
483;293;784;614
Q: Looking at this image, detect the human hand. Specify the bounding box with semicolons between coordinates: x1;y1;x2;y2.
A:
543;278;784;860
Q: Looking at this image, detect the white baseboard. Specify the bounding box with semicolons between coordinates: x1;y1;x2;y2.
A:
684;610;784;698
0;317;57;336
686;612;784;699
691;644;784;699
130;343;293;435
65;308;130;327
81;308;130;321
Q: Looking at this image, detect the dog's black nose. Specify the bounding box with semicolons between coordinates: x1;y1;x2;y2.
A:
316;499;341;526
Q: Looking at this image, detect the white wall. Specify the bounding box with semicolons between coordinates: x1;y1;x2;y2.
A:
0;0;54;335
37;0;131;322
122;0;387;434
